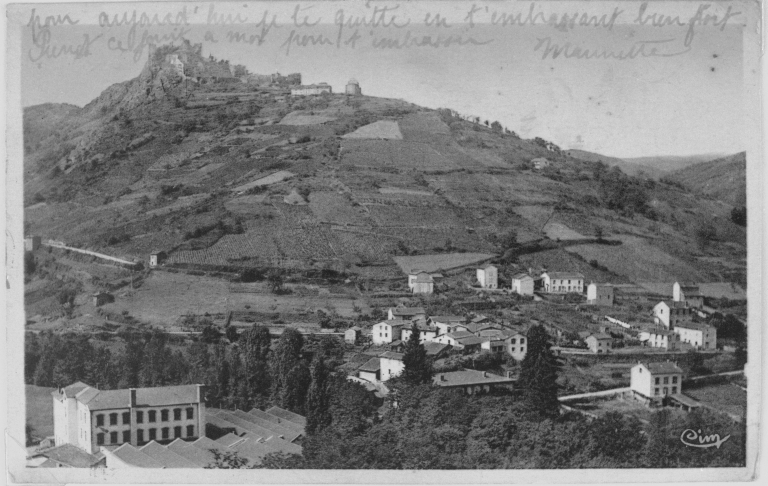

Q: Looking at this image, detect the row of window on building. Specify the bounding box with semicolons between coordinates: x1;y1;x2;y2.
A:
95;425;195;446
95;407;194;427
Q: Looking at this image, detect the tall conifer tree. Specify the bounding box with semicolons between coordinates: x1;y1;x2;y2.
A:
519;324;561;417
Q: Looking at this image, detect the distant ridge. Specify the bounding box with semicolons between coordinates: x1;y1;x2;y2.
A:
667;152;746;207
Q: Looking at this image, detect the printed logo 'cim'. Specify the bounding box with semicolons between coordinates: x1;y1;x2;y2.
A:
680;429;731;449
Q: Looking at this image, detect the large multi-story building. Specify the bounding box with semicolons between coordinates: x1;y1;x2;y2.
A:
541;272;584;293
53;382;206;454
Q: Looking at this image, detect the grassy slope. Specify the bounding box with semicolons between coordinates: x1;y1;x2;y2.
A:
667;152;746;207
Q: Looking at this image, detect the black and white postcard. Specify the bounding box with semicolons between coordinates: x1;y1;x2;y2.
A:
4;0;763;482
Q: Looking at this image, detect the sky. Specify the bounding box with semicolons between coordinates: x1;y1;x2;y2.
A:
15;1;750;158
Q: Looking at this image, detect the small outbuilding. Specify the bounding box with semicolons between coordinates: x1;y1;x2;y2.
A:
149;251;167;267
92;292;114;307
25;235;42;251
345;326;362;344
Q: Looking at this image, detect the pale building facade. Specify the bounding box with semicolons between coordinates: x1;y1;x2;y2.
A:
408;271;434;294
372;320;407;345
585;334;613;353
630;362;683;400
673;282;704;309
653;301;693;328
477;265;498;289
587;283;614;306
345;79;362;95
379;352;405;381
511;273;534;296
541;272;584;293
53;383;205;454
290;83;332;96
674;323;717;350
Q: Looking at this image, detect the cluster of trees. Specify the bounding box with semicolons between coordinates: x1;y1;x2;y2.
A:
730;206;746;227
595;165;656;219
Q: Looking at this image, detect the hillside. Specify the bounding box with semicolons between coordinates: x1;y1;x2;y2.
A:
667;152;747;207
622;153;725;173
565;149;664;179
22;43;747;329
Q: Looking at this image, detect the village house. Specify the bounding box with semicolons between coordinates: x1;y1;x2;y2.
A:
387;306;426;321
372;320;409;345
476;264;498;289
674;322;717;350
505;332;528;361
467;322;500;335
653;301;694;329
455;335;485;353
25;235;41;251
673;282;704;309
345;326;362;344
379;352;405;381
433;330;475;348
541;272;584;294
345;78;362;95
357;358;380;383
433;370;515;395
639;329;687;351
585;333;613;354
149;250;167;268
423;342;451;359
408;271;434;294
587;283;614;306
429;315;466;335
52;382;206;454
630;361;683;404
531;157;550;170
400;322;439;344
92;292;114;307
481;338;506;354
290;83;332;96
27;443;105;468
511;273;534;296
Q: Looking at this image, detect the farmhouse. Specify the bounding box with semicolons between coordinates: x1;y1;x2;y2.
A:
357;358;380;383
511;273;534;296
92;292;114;307
476;264;498;289
423;341;451;358
531;157;550;170
481;338;506;354
25;235;42;251
379;352;405;382
587;283;614;306
149;250;167;267
291;83;332;96
673;322;717;350
345;78;362;95
408;271;434;294
387;306;426;321
673;282;704;309
541;272;585;294
52;382;206;454
372;320;409;345
653;301;693;329
345;326;362;344
505;332;528;361
585;333;613;354
457;335;486;353
630;362;683;404
400;322;439;344
433;370;515;395
639;329;688;351
429;315;466;335
433;330;475;348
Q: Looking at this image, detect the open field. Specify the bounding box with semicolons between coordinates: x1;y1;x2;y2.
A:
103;271;368;326
543;221;586;240
392;253;495;274
685;383;746;421
342;120;403;139
26;385;55;441
566;395;666;423
279;111;337;126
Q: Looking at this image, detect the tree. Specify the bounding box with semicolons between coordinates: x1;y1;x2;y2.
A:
267;269;285;293
206;449;252;469
490;121;502;132
280;362;311;414
401;323;432;386
305;358;332;435
24;251;36;275
644;409;673;467
270;328;304;401
225;325;239;343
518;325;561;417
201;324;222;344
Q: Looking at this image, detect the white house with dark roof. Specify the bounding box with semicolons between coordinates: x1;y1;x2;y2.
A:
505;332;528;361
380;352;405;381
433;370;515;395
585;333;613;353
673;322;717;350
653;300;694;329
52;383;205;454
673;282;704;309
541;272;584;293
400;322;439;343
429;315;466;335
511;273;534;296
387;306;426;321
433;330;475;348
477;264;498;289
587;283;614;306
408;271;434;294
372;320;409;345
358;358;381;383
630;361;683;402
639;329;687;351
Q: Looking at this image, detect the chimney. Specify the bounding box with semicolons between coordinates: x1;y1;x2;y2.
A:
196;384;205;403
440;374;446;382
129;388;137;408
483;371;488;378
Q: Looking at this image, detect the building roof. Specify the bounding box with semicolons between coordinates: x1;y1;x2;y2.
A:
430;315;465;323
657;300;689;309
424;342;451;356
346;326;362;332
404;321;437;332
58;381;90;398
76;384;201;411
433;369;515;387
413;273;434;283
457;336;486;346
511;273;533;280
544;272;585;279
140;441;200;468
347;78;359;85
577;331;592;338
111;443;165;468
447;331;474;340
359;358;381;373
479;264;497;270
669;394;702;408
378;319;410;329
32;444;103;468
166;439;216;467
644;362;684;374
588;333;613;340
674;322;713;332
390;307;426;316
265;406;306;426
467;322;498;333
381;351;404;361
